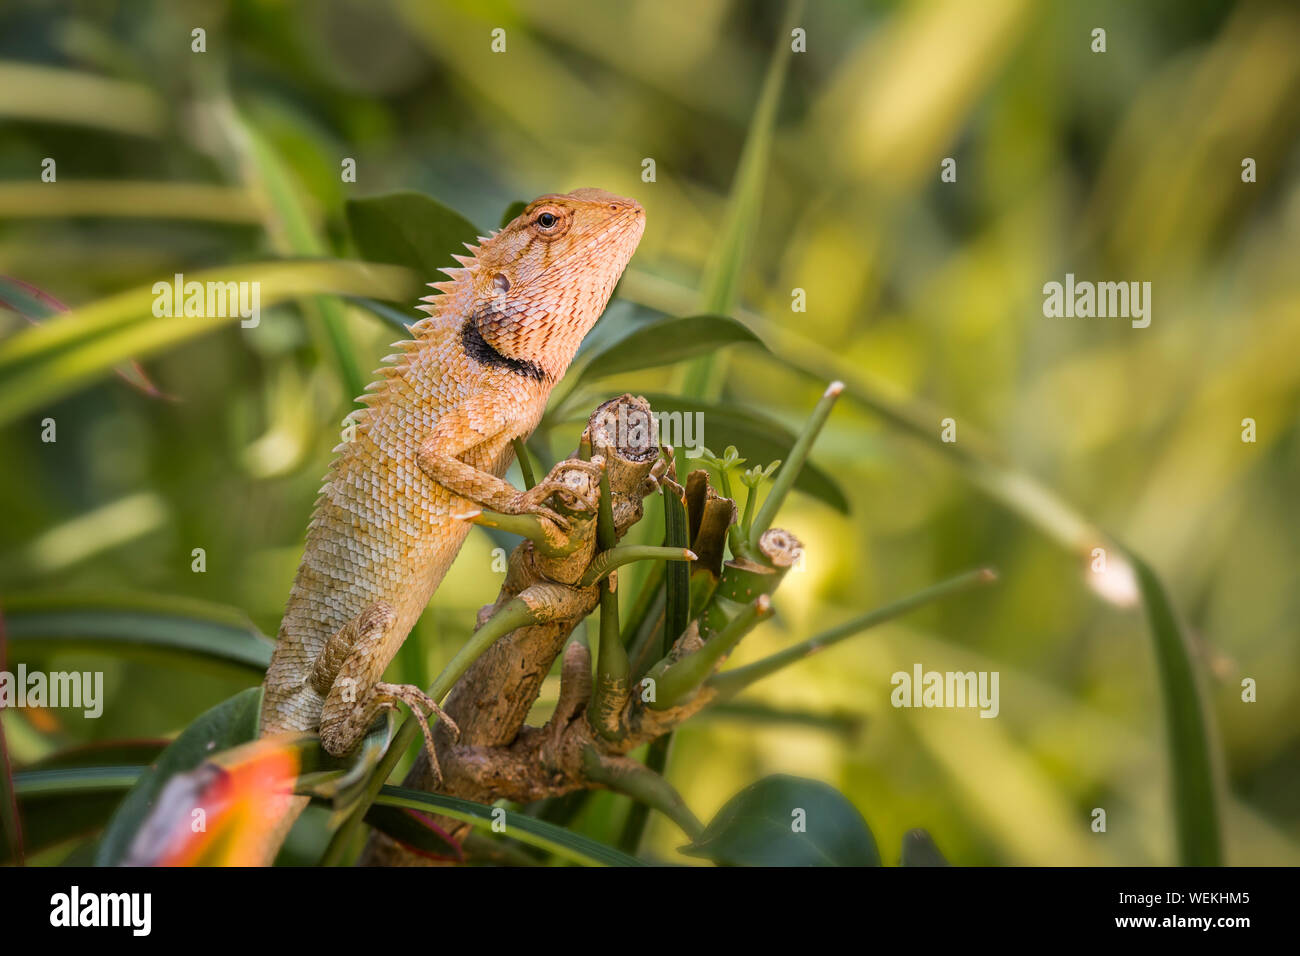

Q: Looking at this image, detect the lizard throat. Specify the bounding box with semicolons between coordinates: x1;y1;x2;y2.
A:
461;317;546;382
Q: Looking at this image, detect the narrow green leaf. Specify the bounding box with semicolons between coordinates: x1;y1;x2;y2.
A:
0;181;259;223
4;593;274;673
14;766;143;797
573;314;764;387
0;61;164;136
0;275;167;399
215;102;366;401
9;765;145;860
346;191;482;284
681;774;879;867
682;0;805;397
0;259;415;426
662;485;691;660
373;786;646;867
94;688;262;865
0;274;62;319
1128;551;1223;866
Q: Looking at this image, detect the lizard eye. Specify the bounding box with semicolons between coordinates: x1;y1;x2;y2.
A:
536;212;558;229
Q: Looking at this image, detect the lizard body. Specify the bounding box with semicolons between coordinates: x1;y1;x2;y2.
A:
259;189;644;774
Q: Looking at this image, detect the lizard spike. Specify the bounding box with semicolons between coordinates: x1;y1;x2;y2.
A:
415;303;437;314
475;235;491;244
461;242;481;255
450;254;475;268
428;281;460;296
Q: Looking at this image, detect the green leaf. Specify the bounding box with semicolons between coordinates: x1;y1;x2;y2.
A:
638;393;849;513
213;102;367;401
0;274;167;399
372;786;646;867
900;828;949;866
0;274;61;319
6;765;145;863
94;688;262;865
662;481;691;659
681;774;880;866
573;314;764;387
0;259;416;427
4;764;143;868
1128;550;1223;866
4;592;274;674
682;0;805;397
345;191;482;283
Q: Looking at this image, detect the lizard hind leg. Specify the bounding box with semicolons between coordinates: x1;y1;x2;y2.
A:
315;602;459;784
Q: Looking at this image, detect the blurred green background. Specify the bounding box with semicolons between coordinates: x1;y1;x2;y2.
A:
1;0;1298;865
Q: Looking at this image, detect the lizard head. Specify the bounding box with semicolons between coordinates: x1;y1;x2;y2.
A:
441;188;645;383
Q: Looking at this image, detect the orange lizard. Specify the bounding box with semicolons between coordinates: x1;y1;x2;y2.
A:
256;188;644;855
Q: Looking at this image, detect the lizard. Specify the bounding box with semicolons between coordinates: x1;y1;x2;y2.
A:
256;188;645;855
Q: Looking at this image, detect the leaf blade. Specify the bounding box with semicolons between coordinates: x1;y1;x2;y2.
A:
574;314;764;387
682;774;879;866
4;592;274;673
1129;551;1223;866
345;191;482;284
373;785;646;867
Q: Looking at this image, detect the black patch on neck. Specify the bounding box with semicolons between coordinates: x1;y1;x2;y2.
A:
462;316;545;381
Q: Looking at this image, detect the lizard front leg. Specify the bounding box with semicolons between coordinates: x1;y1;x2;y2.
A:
416;400;599;528
314;602;459;783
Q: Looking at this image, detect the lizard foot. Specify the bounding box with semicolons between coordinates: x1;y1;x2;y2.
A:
373;682;460;787
505;460;602;530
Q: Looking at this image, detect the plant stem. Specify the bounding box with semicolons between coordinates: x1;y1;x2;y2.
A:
708;567;997;699
511;437;536;490
652;596;773;709
579;546;696;588
583;748;703;841
748;381;843;548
